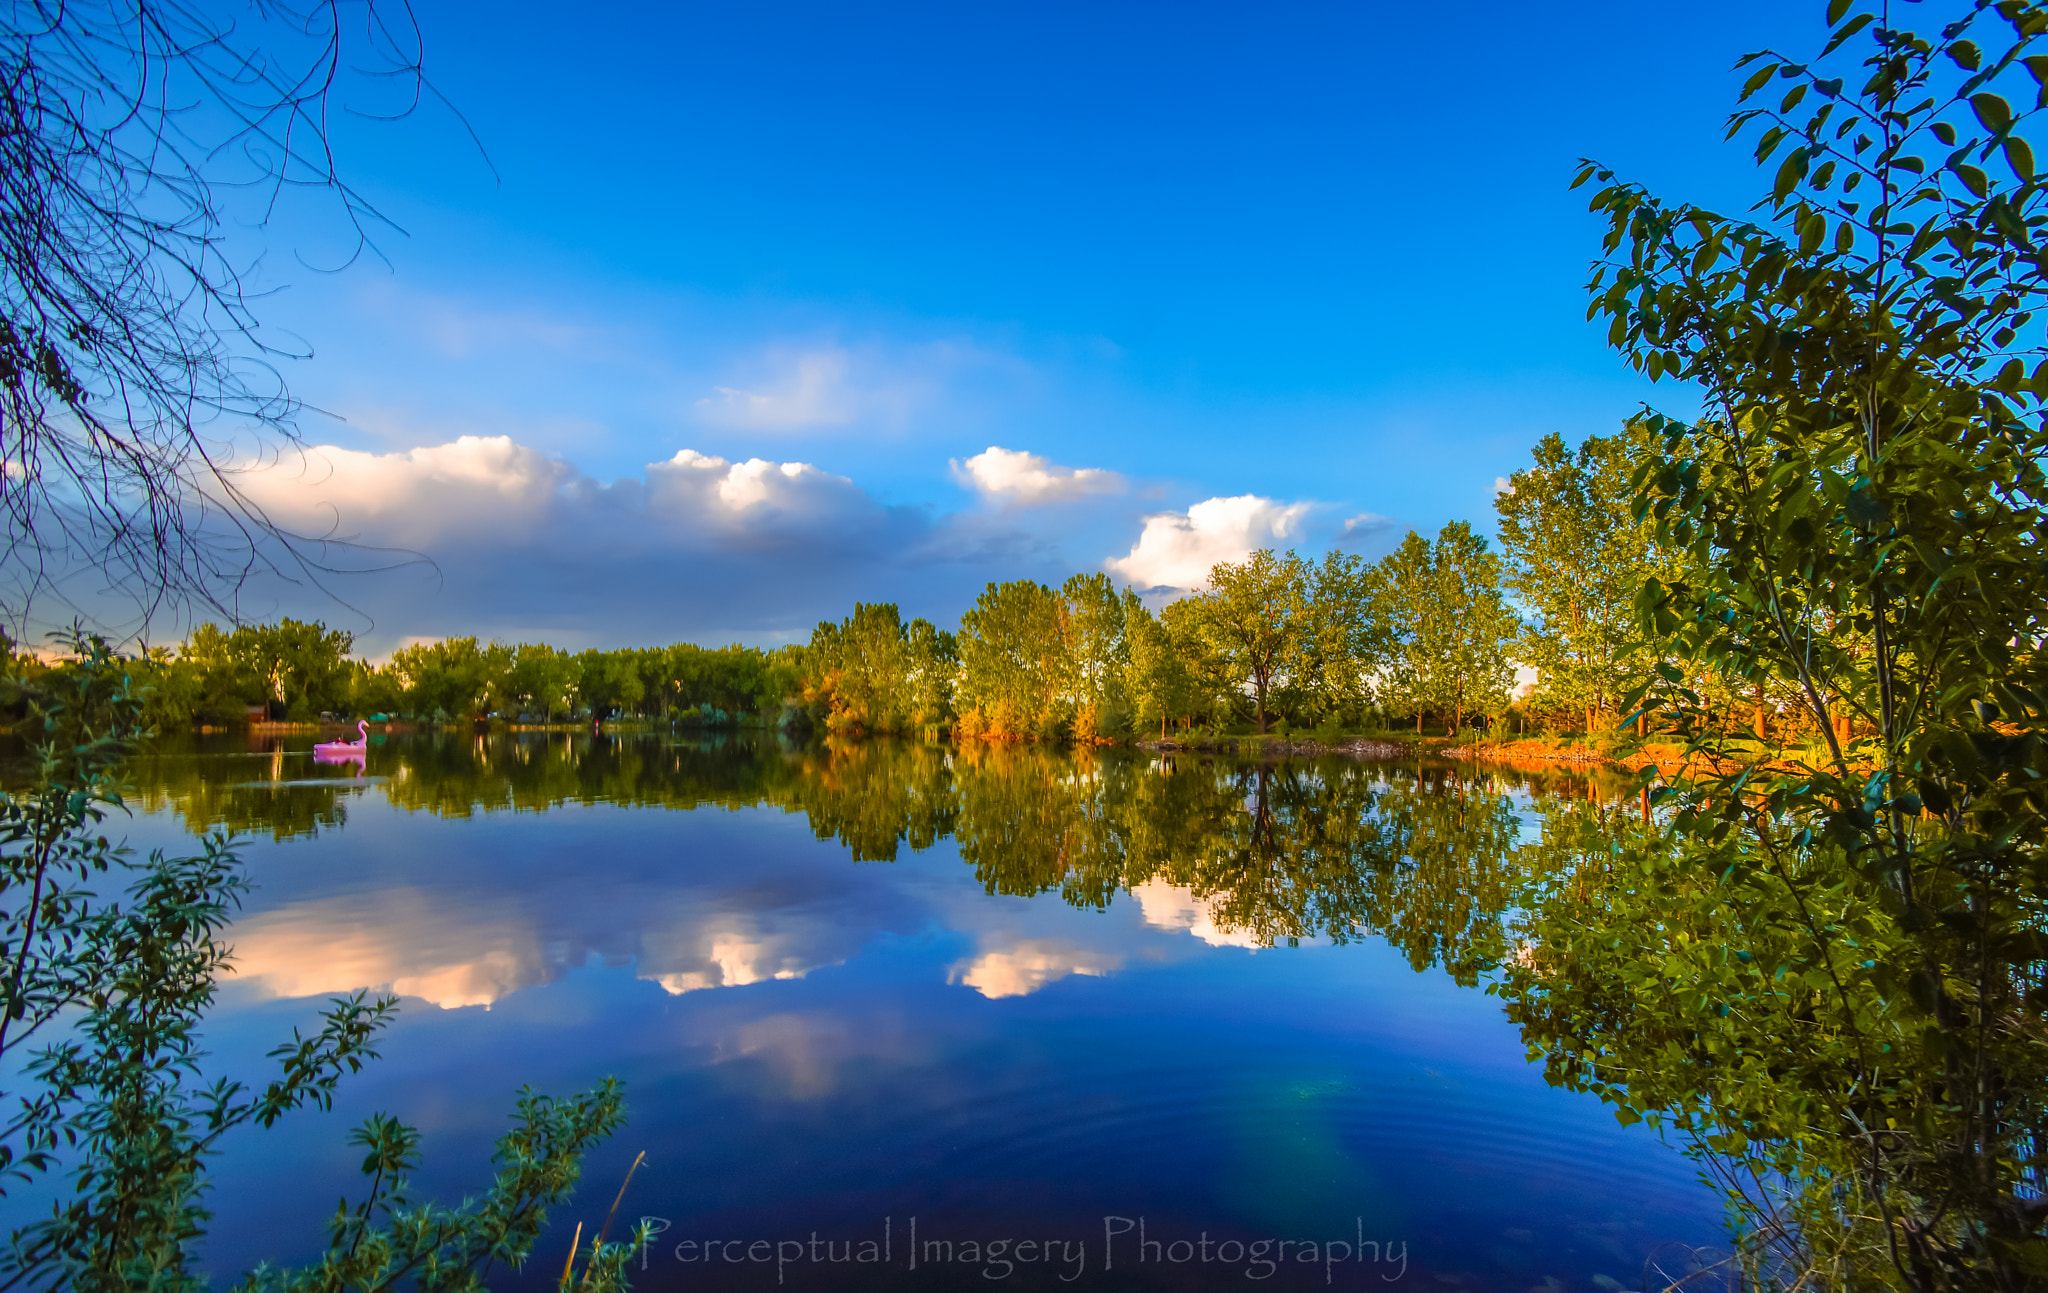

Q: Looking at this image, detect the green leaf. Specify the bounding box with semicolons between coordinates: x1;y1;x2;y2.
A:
1819;12;1874;56
1800;210;1827;255
1972;93;2014;135
2005;136;2035;182
1950;40;1982;72
1774;148;1810;202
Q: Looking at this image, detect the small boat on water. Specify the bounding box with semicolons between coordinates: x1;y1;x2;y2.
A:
314;720;370;766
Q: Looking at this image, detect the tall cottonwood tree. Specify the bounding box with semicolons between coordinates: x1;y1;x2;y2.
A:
805;603;948;734
1185;549;1312;733
1495;425;1671;732
1061;573;1129;738
1287;550;1385;723
1121;592;1197;739
227;619;356;719
1378;523;1517;734
955;580;1074;738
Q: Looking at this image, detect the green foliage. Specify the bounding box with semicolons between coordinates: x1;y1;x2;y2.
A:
390;638;508;721
0;638;640;1293
1554;2;2048;1284
1122;592;1200;740
505;644;580;720
575;649;642;719
238;1082;646;1293
804;603;955;735
1495;426;1674;731
956;581;1074;738
88;554;1530;743
1060;573;1130;739
1378;523;1518;734
1181;549;1311;734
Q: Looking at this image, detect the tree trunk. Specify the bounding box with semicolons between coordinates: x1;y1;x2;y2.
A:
1415;710;1423;735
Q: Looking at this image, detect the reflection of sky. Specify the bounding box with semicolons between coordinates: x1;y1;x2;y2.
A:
92;754;1726;1293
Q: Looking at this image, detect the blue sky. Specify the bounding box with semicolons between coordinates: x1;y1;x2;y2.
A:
212;0;1822;655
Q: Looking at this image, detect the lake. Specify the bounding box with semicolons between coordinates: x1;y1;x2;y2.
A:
68;733;1728;1291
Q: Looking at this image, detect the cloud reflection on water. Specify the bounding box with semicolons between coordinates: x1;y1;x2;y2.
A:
126;733;1725;1293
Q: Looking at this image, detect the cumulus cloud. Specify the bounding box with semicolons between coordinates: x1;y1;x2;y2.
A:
951;446;1123;506
1103;494;1311;592
228;435;1024;652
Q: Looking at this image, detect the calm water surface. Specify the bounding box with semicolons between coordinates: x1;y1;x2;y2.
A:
69;734;1726;1291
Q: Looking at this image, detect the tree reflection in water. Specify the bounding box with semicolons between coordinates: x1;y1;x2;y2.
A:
120;732;1585;979
116;731;1870;1281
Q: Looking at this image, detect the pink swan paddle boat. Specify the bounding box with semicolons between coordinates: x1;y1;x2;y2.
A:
313;720;370;768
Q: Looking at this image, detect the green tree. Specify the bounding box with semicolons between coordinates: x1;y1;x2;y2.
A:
575;649;642;720
507;644;580;720
905;619;960;732
1061;573;1130;739
390;638;508;721
1184;549;1311;733
1288;550;1384;725
228;620;356;720
174;624;264;721
1377;524;1517;734
801;604;955;735
956;581;1071;739
1495;427;1670;733
1548;1;2048;1284
1122;592;1198;740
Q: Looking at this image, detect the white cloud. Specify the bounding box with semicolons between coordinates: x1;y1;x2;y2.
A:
1513;663;1539;699
646;448;870;524
227;435;1007;653
1103;494;1311;591
1494;476;1514;495
951;446;1123;506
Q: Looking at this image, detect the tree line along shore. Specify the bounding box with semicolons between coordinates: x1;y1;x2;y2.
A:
16;420;1845;758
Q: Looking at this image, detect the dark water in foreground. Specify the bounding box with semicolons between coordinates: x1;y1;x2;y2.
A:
28;734;1727;1291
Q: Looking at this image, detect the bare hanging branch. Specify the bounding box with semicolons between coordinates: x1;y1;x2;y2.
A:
0;0;461;637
